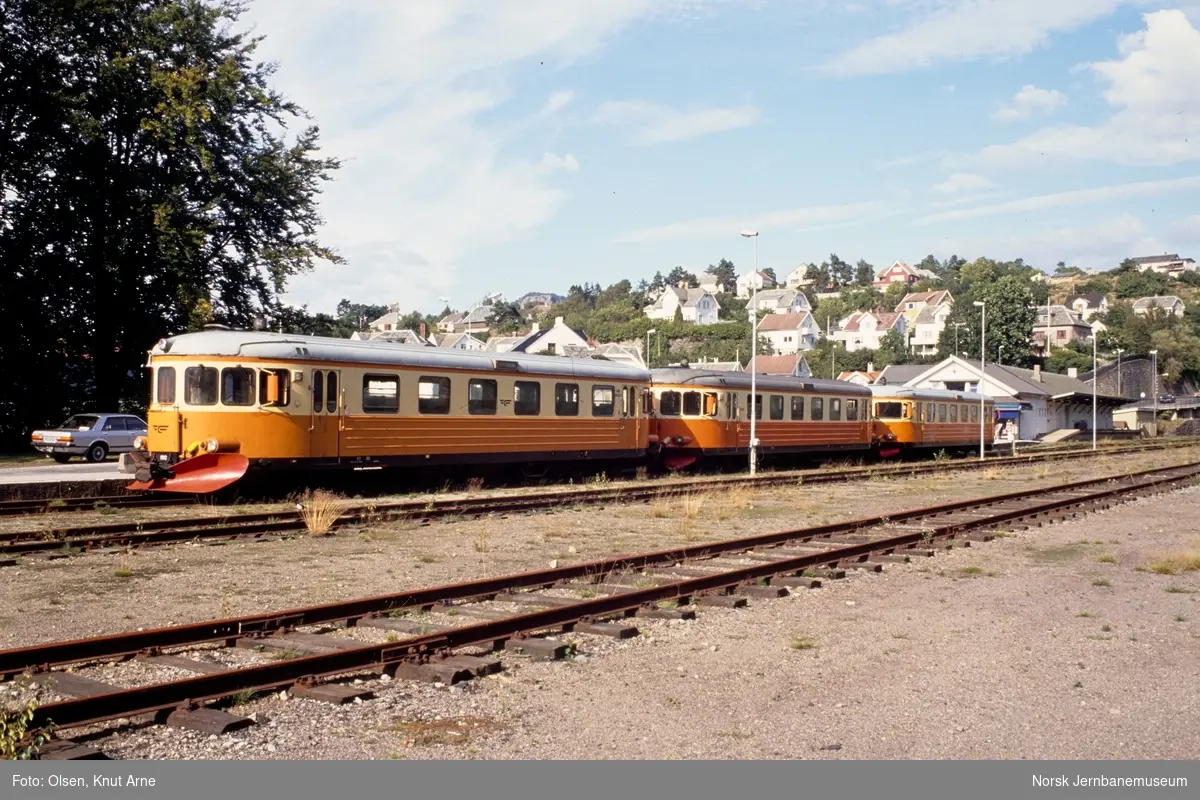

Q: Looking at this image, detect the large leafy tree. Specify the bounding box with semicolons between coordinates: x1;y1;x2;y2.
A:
937;275;1037;366
704;258;736;293
0;0;340;445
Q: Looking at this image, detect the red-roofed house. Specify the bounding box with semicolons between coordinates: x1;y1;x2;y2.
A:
873;261;939;288
832;310;907;352
757;311;820;355
748;353;812;377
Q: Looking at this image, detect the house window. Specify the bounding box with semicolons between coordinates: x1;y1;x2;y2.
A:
592;386;615;417
555;383;579;416
1056;330;1066;339
184;366;218;406
418;376;451;414
659;391;681;416
362;374;399;414
514;381;541;416
468;379;497;415
811;397;824;420
830;398;842;421
791;396;805;420
770;395;784;421
156;367;176;405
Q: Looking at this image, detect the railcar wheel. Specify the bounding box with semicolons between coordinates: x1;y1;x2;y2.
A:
85;442;109;463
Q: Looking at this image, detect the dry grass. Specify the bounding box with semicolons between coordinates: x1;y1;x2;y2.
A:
298;489;343;536
649;491;673;518
1145;550;1200;575
681;491;706;520
788;635;819;650
464;476;485;494
392;716;505;747
714;484;754;521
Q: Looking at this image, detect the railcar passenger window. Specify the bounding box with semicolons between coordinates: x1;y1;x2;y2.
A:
592;386;615;417
156;367;176;404
703;393;719;417
469;379;498;415
731;393;740;420
938;404;947;422
914;402;921;421
949;405;958;423
927;403;936;423
555;383;579;416
313;370;324;411
770;395;784;421
514;381;541;416
971;405;979;423
752;394;763;420
258;369;291;406
683;391;702;416
791;396;805;420
875;402;903;418
362;374;399;414
221;368;256;406
183;366;218;406
418;376;451;414
847;399;859;421
830;398;842;421
659;391;681;416
327;373;338;413
811;397;824;420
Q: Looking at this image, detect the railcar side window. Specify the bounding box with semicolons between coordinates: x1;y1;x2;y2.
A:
682;391;702;416
926;403;936;423
221;368;256;406
555;383;580;416
971;405;979;423
791;396;805;420
830;398;842;421
811;397;824;420
514;381;541;416
418;376;451;414
769;395;784;421
659;391;681;416
468;379;498;415
938;404;947;422
327;373;338;413
592;386;615;417
183;366;218;406
313;370;324;411
258;369;291;406
949;405;958;423
156;367;176;404
362;374;399;414
703;392;719;417
749;394;762;420
875;402;903;418
913;402;922;421
847;399;859;421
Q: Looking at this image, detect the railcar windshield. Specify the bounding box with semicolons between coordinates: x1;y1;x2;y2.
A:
874;402;904;419
58;415;99;430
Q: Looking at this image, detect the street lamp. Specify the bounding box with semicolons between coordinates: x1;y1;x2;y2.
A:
1115;348;1124;397
741;230;760;476
1150;349;1158;436
997;344;1005;367
973;300;986;460
952;322;966;354
645;329;657;368
1091;333;1097;450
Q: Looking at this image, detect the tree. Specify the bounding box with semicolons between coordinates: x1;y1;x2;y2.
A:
938;275;1036;366
335;300;389;332
882;282;909;310
665;266;698;288
854;259;874;286
876;328;909;366
917;254;940;275
828;254;852;288
761;267;778;285
812;262;832;292
1114;258;1139;273
0;0;340;445
705;258;736;293
487;302;525;334
1115;270;1170;299
1044;341;1095;375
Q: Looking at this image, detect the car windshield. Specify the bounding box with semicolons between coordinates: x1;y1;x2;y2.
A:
59;415;99;430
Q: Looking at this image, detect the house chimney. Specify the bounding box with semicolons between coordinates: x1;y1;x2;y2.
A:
419;322;427;339
1033;364;1042;382
554;316;565;327
867;361;874;373
1067;367;1077;378
530;322;540;333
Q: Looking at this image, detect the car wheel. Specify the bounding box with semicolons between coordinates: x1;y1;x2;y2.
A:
85;442;109;463
51;454;71;464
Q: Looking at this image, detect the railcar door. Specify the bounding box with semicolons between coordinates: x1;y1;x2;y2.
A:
309;369;342;459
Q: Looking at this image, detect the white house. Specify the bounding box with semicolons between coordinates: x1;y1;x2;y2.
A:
751;289;812;315
1131;254;1196;275
901;356;1124;440
894;290;952;357
510;317;592;356
591;342;645;369
644;287;720;325
736;270;777;298
832;310;907;352
433;332;485;351
1132;295;1185;317
785;264;815;288
758;312;820;355
350;328;431;346
1064;292;1108;321
483;335;524;354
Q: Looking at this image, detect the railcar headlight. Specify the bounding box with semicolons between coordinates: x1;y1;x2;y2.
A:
206;438;219;453
673;436;692;445
133;436;147;451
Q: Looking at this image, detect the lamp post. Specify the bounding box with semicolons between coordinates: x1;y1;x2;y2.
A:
1115;348;1124;397
997;344;1005;367
952;322;966;354
973;300;986;460
645;329;656;368
741;230;760;475
1091;333;1097;451
1150;349;1158;437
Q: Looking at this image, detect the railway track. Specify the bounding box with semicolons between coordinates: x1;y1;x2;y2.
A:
0;440;1191;562
7;459;1199;757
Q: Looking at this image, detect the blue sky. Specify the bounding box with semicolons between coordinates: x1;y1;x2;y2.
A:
242;1;1200;314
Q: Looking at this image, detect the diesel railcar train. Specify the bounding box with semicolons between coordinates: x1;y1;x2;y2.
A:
120;329;994;493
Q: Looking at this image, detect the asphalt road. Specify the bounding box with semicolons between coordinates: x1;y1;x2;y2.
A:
0;461;123;485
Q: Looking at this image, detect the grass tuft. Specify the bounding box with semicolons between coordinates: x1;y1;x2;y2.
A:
298;489;343;537
788;635;819;651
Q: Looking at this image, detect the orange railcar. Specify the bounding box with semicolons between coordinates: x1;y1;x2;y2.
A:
868;386;995;457
647;369;873;468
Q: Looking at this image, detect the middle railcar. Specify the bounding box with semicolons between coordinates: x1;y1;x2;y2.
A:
647;368;873;468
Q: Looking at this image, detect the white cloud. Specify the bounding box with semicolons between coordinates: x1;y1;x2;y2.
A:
820;0;1132;77
1166;213;1200;244
615;200;900;242
592;100;761;144
932;173;995;194
966;10;1200;168
940;214;1165;271
990;85;1067;122
915;175;1200;224
241;0;685;311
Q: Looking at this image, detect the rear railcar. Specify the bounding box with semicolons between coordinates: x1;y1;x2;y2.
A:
869;386;994;456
